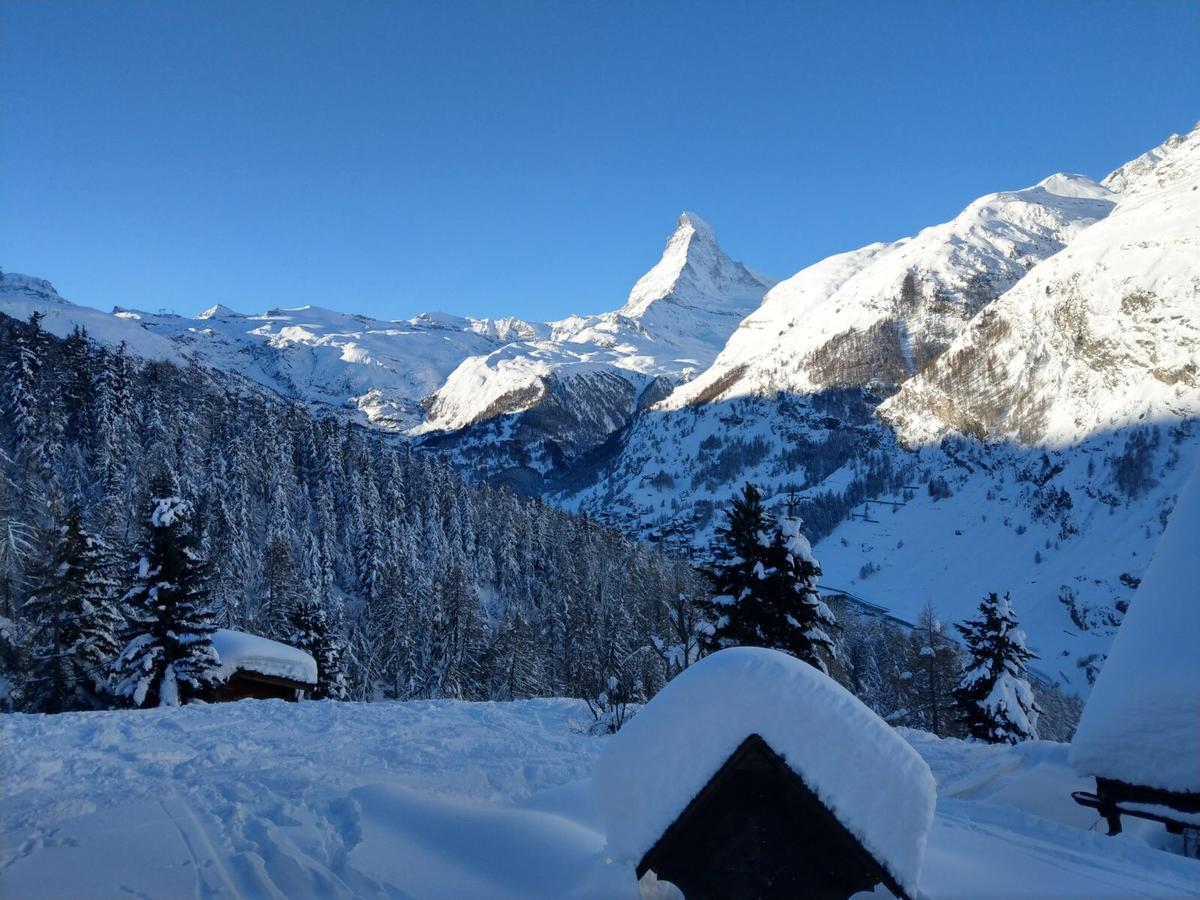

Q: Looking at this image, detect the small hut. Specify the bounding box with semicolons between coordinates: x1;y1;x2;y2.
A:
594;647;936;900
1070;464;1200;845
211;629;318;702
636;732;906;899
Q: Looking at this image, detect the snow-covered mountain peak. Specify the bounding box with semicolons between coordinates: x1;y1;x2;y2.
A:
0;271;66;305
1101;122;1198;195
618;211;775;320
675;209;715;240
197;303;243;320
1033;173;1113;200
883;126;1200;447
663;172;1115;410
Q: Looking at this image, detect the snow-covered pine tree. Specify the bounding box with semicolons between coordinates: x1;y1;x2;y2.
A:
699;483;836;670
110;496;221;707
21;505;124;711
953;592;1040;743
771;515;837;671
286;596;349;700
698;482;774;652
486;612;546;701
0;316;711;708
650;558;707;682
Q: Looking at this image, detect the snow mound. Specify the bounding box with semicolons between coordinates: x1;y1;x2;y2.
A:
593;648;936;897
211;628;318;685
1070;462;1200;793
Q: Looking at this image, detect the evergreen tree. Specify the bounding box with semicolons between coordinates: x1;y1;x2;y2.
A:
21;505;123;711
699;483;836;670
698;482;772;652
0;448;33;621
110;497;220;707
0;316;722;710
286;597;349;700
953;592;1040;743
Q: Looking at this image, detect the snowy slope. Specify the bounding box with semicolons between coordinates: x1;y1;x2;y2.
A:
667;174;1113;408
3;212;772;464
420;212;774;429
1;699;1195;899
561;128;1200;697
117;303;534;431
0;272;186;362
882;123;1200;446
0;272;534;431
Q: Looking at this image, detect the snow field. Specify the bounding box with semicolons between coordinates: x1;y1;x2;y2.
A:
3;698;1197;899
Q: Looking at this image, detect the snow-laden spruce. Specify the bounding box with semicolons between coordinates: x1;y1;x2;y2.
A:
21;505;123;712
1070;462;1200;794
594;647;936;898
952;592;1040;744
110;496;221;707
698;483;836;670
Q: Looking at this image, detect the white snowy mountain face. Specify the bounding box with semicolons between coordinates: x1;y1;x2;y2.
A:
3;126;1198;698
413;212;775;479
560;125;1200;696
0;273;545;431
667;174;1115;408
880;128;1200;446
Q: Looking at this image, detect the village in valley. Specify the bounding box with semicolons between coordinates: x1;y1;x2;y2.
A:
2;3;1199;899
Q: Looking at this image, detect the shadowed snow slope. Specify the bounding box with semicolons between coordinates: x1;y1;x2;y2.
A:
1;699;1196;899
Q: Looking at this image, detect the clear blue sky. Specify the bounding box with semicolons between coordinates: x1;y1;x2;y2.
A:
2;2;1197;322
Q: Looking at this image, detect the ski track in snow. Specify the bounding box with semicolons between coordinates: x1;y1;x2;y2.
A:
3;700;1197;899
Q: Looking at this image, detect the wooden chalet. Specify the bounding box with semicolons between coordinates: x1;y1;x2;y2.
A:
210;628;318;702
213;668;314;702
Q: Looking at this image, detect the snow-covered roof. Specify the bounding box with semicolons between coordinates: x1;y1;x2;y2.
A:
593;647;936;897
211;629;318;686
1070;463;1200;794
